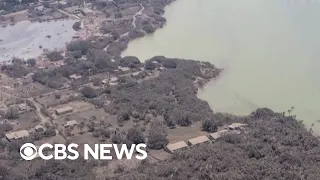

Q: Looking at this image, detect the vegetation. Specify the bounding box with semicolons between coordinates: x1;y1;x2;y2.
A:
147;120;168;149
1;58;30;78
120;56;141;68
80;86;98;98
4;107;19;120
106;57;219;127
46;51;64;61
202;118;218;133
72;21;81;31
126;127;145;144
118;109;320;180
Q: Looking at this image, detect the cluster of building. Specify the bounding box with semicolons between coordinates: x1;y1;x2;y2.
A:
4;123;45;142
164;123;247;154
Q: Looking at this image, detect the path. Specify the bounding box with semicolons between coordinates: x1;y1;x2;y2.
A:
132;4;145;28
57;9;81;20
28;98;51;125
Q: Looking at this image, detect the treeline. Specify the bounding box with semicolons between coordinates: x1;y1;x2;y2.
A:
116;108;320;180
106;56;219;127
0;0;38;14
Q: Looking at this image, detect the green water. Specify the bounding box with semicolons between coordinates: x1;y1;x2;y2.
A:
122;0;320;134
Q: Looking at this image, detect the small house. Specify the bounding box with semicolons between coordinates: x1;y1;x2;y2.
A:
55;106;74;115
35;5;44;12
69;74;82;80
228;123;247;130
131;71;140;78
82;8;94;16
118;66;130;73
35;125;44;132
18;103;27;111
110;77;118;83
209;130;229;140
58;0;68;6
187;135;210;146
64;120;78;128
164;141;189;153
5;130;29;141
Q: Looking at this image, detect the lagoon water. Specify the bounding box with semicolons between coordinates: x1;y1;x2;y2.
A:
122;0;320;134
0;19;76;61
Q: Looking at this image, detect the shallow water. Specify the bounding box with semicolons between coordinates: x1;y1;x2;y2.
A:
0;19;76;61
122;0;320;134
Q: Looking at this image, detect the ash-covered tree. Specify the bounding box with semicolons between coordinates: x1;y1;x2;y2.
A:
202;118;218;133
145;60;157;70
46;51;64;61
112;134;122;144
72;21;81;31
26;58;36;67
80;86;98;98
147;120;168;149
127;128;145;144
120;56;141;68
67;40;92;55
5;107;19;120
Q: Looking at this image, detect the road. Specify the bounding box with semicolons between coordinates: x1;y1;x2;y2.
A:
57;9;81;20
28;98;51;125
132;4;145;28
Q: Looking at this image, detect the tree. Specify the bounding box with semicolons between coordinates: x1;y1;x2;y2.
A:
202;119;218;133
126;128;145;144
148;130;168;150
147;120;168;149
72;21;81;31
120;56;141;68
26;58;36;67
5;107;19;120
117;111;130;122
145;60;157;70
142;24;155;34
66;40;92;55
80;86;98;98
46;51;64;61
78;121;85;134
162;59;177;69
112;134;122;144
0;164;8;177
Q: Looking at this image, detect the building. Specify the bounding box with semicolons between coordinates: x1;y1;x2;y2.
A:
35;125;44;132
187;135;210;146
228;123;247;130
164;141;189;153
69;74;82;80
118;66;131;73
82;8;94;16
5;130;29;141
18;103;27;111
102;76;119;85
55;106;74;115
84;2;92;8
101;79;108;84
131;71;140;78
35;5;44;12
209;130;229;140
58;0;68;6
110;77;118;83
64;120;78;128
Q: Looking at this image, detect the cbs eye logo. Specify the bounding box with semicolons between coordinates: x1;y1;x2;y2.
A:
20;143;37;160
